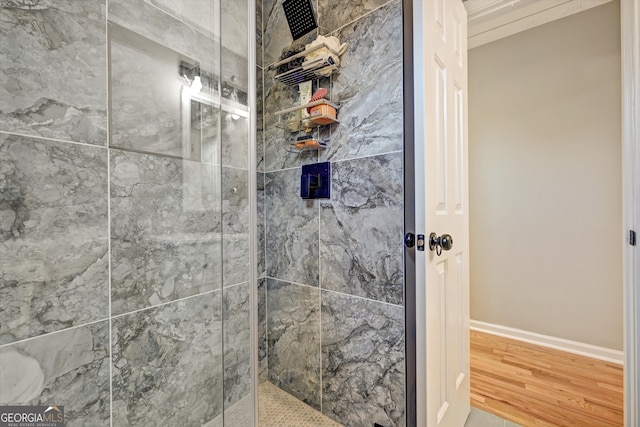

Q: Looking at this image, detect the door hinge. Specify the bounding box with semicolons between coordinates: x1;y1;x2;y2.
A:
630;230;637;246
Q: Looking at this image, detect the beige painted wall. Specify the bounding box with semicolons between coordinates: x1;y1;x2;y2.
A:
469;1;622;350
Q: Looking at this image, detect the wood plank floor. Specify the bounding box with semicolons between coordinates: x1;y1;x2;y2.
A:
470;330;623;427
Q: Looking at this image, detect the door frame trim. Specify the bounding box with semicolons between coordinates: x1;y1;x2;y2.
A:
403;1;640;426
621;2;639;426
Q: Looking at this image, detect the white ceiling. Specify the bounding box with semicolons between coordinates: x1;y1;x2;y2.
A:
464;0;613;48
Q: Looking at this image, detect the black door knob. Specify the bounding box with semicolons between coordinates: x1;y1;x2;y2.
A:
440;234;453;251
428;233;454;255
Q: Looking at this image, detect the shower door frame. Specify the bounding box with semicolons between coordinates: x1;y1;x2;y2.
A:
402;1;640;426
402;0;417;425
246;0;259;426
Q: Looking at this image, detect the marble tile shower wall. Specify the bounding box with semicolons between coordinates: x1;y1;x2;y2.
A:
258;0;405;426
1;1;251;426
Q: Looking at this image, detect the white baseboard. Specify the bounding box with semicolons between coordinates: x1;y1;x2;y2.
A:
470;320;624;365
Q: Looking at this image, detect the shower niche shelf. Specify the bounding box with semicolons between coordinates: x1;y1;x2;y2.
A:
272;43;341;86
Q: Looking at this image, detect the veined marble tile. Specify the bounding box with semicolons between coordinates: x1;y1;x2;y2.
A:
0;1;107;145
109;23;223;161
256;0;264;68
221;0;249;61
222;165;250;287
262;0;293;67
257;278;267;383
319;0;403;162
147;0;216;38
320;153;403;305
222;166;249;234
223;282;251;408
256;70;265;276
109;0;251;144
109;0;218;74
267;279;321;410
321;291;405;427
0;321;110;425
206;394;253;427
257;67;265;172
222;112;249;170
0;134;109;345
111;293;223;426
110;149;221;315
317;0;391;34
115;0;250;94
263;67;319;172
257;172;266;279
225;394;253;427
265;168;319;287
109;31;188;159
223;233;250;288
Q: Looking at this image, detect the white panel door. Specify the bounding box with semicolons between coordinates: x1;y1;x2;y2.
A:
413;0;470;426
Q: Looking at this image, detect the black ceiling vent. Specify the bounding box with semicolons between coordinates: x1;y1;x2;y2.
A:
282;0;318;40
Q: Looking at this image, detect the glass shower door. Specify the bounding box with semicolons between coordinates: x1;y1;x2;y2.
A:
108;0;254;425
108;0;226;424
0;0;253;424
219;0;255;424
